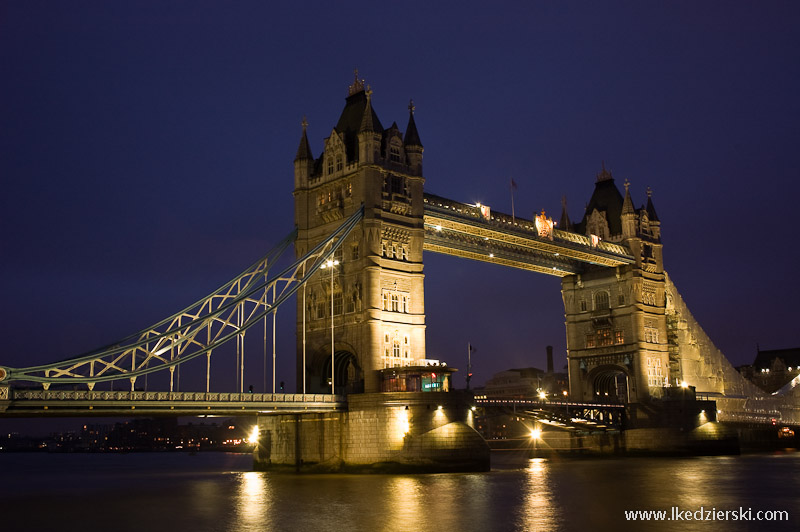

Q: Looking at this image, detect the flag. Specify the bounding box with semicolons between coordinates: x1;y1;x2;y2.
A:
510;178;517;190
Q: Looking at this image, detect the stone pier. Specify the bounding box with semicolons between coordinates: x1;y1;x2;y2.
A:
254;391;489;473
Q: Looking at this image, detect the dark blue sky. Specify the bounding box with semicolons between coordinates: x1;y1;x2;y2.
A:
2;1;799;400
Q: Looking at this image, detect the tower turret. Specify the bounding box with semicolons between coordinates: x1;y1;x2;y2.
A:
645;187;661;240
621;179;637;238
403;99;423;175
357;87;382;164
293;117;315;189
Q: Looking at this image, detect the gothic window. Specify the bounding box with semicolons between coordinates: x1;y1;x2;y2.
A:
647;357;663;387
381;240;388;257
594;291;610;311
615;330;624;344
391;293;399;312
585;334;596;348
336;156;343;172
346;287;355;313
351;243;359;261
597;328;613;346
316;301;326;320
403;335;410;359
334;247;343;263
390;145;401;163
382;292;389;310
401;244;409;261
580;299;587;312
390;175;404;194
391;242;398;258
402;295;409;313
346;182;352;196
327;157;334;175
393;338;401;358
333;292;343;315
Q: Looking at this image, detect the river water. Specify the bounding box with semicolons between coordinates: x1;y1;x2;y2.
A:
0;451;797;531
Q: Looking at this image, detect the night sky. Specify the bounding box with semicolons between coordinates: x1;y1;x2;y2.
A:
2;1;799;410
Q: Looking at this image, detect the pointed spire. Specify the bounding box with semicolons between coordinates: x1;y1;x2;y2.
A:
622;178;635;214
559;195;572;231
645;186;659;221
294;116;313;161
358;86;376;133
404;98;423;147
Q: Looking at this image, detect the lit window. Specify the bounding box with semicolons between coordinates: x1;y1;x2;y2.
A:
615;330;624;344
597;328;612;346
586;334;595;348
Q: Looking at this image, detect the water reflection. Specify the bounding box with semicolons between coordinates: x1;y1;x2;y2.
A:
235;471;272;531
382;477;423;531
517;458;559;531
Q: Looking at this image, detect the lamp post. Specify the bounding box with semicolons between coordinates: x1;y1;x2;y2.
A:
321;258;339;394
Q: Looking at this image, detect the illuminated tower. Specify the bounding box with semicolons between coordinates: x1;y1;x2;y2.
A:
293;73;426;394
561;167;668;403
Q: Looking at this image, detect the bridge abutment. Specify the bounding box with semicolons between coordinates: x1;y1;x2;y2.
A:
254;391;489;473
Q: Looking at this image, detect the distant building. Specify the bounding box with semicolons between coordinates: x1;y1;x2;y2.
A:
478;367;568;399
737;347;800;393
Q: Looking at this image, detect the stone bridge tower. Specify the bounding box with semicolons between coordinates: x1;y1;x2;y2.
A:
561;166;669;403
293;74;426;394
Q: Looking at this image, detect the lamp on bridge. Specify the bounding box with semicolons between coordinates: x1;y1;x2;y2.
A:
320;258;339;394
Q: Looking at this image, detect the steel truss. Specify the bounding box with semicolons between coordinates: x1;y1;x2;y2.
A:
0;207;364;390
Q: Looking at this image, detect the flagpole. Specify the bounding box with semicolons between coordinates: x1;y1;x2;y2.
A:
510;178;516;223
467;343;473;391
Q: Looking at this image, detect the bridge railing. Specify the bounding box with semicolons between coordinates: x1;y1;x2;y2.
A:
9;389;345;404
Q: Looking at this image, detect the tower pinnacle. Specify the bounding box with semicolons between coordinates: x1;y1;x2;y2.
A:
348;68;365;96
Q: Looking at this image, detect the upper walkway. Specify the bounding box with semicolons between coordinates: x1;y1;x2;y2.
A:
422;193;634;276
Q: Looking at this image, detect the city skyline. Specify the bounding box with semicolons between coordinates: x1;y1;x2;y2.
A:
2;2;799;399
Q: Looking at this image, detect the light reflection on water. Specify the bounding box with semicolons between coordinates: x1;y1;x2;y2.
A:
517;458;559;530
0;452;798;532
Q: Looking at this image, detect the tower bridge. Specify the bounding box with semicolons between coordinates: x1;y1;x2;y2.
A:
1;74;798;470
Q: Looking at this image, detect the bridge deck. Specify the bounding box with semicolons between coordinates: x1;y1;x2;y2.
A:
0;389;346;417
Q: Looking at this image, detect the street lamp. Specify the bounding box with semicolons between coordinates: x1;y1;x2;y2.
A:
320;258;339;394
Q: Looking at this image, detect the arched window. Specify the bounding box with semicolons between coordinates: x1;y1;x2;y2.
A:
594;291;610;310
